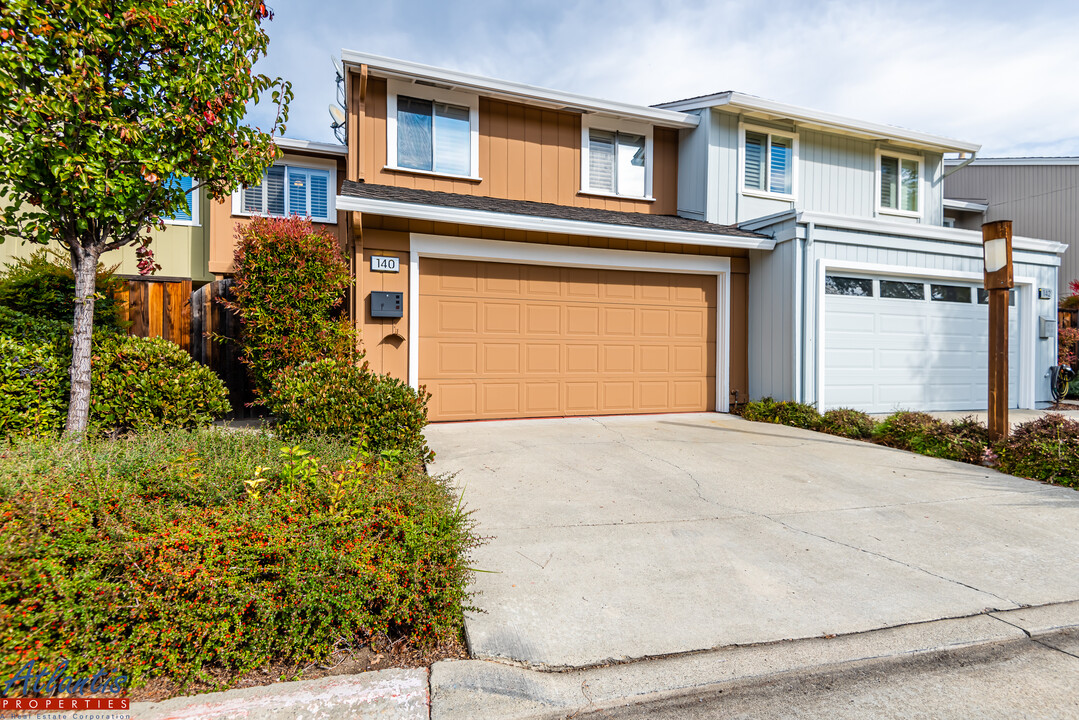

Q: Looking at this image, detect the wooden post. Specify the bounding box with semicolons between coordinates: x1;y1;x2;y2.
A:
982;220;1014;441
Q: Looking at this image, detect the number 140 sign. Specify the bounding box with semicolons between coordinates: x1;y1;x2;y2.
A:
370;256;400;273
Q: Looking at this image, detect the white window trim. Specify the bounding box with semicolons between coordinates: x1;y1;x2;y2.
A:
231;157;338;224
386;78;480;181
580;115;654;200
164;185;200;227
738;122;799;202
814;259;1036;412
875;148;924;219
408;233;731;413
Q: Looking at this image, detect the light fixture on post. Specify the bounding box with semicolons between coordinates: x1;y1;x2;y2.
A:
982;220;1014;441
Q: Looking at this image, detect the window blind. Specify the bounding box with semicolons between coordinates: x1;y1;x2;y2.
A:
769;137;792;194
434;103;470;175
880;156;899;209
744;131;765;191
588;130;616;193
309;172;329;219
166;175;194;222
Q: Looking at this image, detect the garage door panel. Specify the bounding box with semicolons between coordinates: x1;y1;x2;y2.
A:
824;274;1020;413
421;259;716;421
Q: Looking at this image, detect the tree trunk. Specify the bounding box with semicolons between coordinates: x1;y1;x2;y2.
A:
64;245;100;439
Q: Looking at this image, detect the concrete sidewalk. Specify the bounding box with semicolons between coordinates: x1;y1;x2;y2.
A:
426;413;1079;670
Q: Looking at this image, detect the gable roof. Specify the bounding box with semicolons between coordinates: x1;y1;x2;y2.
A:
656;91;980;154
340;50;699;129
337;181;771;250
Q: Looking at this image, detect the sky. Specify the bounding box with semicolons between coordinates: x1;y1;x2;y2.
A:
247;0;1079;157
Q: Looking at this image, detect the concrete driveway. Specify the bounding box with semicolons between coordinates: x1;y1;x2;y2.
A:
425;413;1079;670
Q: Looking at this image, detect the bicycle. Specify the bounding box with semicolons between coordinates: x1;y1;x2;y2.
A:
1051;362;1075;403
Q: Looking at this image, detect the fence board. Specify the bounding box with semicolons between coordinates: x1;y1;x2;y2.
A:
189;279;253;416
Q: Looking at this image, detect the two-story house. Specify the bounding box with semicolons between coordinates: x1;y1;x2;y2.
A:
658;93;1065;414
205;52;1068;420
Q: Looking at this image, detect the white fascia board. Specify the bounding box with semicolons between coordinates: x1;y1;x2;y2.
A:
657;92;980;154
795;211;1067;255
274;137;348;156
944;156;1079;166
943;198;989;212
336;194;774;251
340;50;699;129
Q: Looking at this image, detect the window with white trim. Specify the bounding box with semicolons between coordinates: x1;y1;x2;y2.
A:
387;80;480;179
234;164;335;223
878;151;921;216
164;175;199;225
741;125;797;198
580;116;653;199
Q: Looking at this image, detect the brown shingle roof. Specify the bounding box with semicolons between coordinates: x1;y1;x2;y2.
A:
339;181;764;239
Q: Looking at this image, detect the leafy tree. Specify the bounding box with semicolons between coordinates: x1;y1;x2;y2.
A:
0;0;293;437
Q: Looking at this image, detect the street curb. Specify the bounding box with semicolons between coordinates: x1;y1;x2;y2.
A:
430;600;1079;720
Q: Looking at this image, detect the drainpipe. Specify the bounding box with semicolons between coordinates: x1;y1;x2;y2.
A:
943;151;978;178
801;221;815;405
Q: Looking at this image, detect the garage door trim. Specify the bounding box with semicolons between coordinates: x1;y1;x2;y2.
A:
408;234;732;413
815;259;1037;411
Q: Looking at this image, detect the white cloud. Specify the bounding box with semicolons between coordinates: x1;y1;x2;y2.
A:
251;0;1079;157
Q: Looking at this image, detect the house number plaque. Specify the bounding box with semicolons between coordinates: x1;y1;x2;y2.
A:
370;255;400;273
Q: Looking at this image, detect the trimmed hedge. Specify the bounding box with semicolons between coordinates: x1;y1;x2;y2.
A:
90;335;231;432
266;359;433;462
740;397;821;429
0;430;477;690
819;408;877;439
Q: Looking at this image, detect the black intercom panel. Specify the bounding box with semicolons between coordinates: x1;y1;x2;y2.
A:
370;291;403;318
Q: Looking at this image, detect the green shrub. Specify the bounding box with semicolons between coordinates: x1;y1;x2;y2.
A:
0;335;67;436
224;217;355;397
819;408;877;439
266;358;433;461
89;335;231;432
740;397;821;429
996;414;1079;487
0;306;83;346
0;430;477;690
0;249;126;331
873;411;989;463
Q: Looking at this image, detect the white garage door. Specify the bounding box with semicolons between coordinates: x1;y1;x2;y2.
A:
823;274;1018;413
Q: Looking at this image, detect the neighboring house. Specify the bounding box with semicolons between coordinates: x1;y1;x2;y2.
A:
654;93;1065;413
943;157;1079;297
314;51;1064;420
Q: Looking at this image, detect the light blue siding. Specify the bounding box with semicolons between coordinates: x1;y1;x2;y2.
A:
748;224;798;401
699;110;947;227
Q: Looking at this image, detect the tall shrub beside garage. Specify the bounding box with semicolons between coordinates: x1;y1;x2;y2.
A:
224;216;356;397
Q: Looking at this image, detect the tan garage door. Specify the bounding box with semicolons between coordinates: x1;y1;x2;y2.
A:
419;258;716;421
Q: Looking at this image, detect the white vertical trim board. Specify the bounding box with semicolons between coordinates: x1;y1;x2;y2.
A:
408;233;732;413
813;259;1036;411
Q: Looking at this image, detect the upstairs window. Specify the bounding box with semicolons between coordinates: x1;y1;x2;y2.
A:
878;151;922;216
234;163;335;223
387;80;480;179
741;125;797;199
580;117;653;199
164;175;199;225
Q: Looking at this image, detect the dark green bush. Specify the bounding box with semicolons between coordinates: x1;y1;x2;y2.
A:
266;358;433;462
740;397;821;429
0;430;476;690
0;306;84;346
873;411;989;463
819;408;877;439
996;414;1079;487
224;216;355;397
89;335;231;432
0;249;126;331
0;335;67;436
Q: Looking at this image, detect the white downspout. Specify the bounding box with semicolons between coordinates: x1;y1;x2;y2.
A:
943;151;978;178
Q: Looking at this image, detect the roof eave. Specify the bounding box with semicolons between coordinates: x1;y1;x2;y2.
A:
340;50;699;129
659;92;979;154
335;193;772;251
274;137;348;157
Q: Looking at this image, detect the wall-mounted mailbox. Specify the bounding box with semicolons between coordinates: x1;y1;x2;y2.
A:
370;291;403;318
1040;316;1056;339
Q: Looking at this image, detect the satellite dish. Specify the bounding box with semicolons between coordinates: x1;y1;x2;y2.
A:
331;55;343;79
328;104;346;127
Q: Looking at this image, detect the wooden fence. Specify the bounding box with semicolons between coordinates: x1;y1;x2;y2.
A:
189;279;254;414
114;277;192;350
1060;308;1078;330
